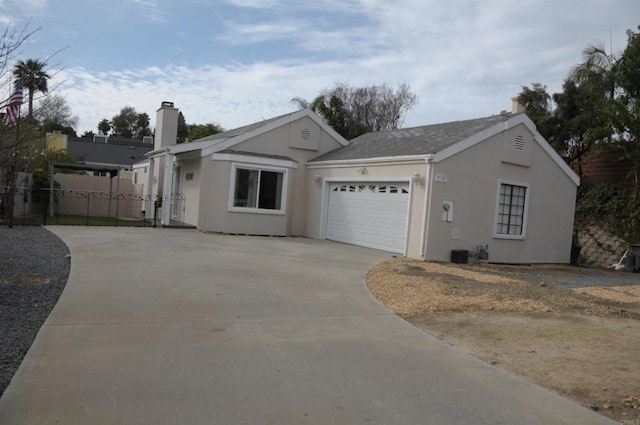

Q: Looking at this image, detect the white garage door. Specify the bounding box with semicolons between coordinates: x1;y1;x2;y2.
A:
326;182;410;254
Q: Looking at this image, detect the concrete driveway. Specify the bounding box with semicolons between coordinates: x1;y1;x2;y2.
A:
0;227;614;424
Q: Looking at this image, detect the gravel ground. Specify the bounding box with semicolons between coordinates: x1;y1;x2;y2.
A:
367;258;640;318
367;258;640;421
0;226;70;397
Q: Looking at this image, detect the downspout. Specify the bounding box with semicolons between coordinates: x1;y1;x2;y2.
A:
419;158;434;258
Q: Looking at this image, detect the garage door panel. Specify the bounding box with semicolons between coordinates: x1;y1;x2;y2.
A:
326;182;409;254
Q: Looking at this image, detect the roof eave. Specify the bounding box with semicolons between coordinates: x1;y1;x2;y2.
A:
307;154;434;168
145;146;170;158
432;113;580;186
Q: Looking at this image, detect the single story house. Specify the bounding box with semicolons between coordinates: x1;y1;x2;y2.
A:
134;102;579;263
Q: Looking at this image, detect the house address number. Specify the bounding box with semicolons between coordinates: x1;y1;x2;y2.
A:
434;174;448;183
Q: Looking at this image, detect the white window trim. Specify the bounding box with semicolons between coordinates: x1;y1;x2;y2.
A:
228;162;288;215
493;179;530;240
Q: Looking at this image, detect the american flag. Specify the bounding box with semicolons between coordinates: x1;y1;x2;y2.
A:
3;82;23;128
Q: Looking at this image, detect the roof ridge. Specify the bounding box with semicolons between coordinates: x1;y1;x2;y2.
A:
192;109;304;143
354;113;515;139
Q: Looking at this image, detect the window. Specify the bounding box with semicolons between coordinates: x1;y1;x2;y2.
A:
495;181;529;239
232;166;285;212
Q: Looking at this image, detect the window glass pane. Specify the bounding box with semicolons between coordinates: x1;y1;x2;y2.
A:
258;170;283;210
496;183;527;235
234;168;258;208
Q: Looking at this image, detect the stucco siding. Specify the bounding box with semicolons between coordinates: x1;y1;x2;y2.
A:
425;124;577;263
233;116;344;159
230;115;345;236
196;159;291;235
197;160;229;232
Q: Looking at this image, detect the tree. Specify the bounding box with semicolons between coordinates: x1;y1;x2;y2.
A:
177;112;188;143
186;122;224;142
0;121;41;218
81;130;95;138
569;40;619;100
106;106;151;139
552;76;612;177
35;93;79;136
0;23;39;221
294;82;419;139
134;112;151;138
612;27;640;190
97;119;111;135
516;83;555;142
12;58;50;121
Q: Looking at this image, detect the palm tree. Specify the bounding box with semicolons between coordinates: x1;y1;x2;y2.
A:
568;41;621;148
12;58;50;121
569;41;618;99
570;41;615;77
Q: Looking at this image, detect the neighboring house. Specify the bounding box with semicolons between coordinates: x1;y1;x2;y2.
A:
44;133;154;220
46;133;154;178
137;102;579;264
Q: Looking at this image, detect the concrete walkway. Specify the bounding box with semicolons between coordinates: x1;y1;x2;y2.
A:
0;227;614;425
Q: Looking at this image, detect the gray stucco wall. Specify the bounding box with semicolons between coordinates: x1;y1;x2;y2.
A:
425;123;577;264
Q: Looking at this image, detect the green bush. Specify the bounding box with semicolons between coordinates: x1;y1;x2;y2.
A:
576;183;640;242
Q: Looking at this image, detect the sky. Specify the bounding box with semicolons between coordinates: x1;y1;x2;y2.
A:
0;0;638;135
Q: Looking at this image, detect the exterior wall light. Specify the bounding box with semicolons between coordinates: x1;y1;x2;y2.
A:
413;171;423;187
313;174;322;184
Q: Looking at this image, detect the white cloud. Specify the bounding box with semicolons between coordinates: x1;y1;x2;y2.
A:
130;0;166;23
57;58;351;133
221;19;309;44
50;0;640;135
225;0;282;8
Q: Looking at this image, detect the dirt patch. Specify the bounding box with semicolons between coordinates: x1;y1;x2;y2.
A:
367;258;640;422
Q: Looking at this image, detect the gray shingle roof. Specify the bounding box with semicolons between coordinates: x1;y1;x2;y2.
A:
310;113;515;162
192;111;295;143
67;138;153;167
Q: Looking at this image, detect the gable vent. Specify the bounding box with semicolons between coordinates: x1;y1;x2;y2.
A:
300;128;312;141
513;135;525;151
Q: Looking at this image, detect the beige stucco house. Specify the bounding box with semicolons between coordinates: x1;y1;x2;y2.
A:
135;102;579;264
